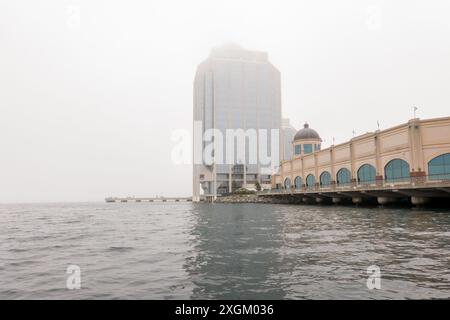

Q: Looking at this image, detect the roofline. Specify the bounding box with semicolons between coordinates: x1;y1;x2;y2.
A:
282;116;450;163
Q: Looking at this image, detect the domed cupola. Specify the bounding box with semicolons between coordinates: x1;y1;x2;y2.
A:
292;123;322;156
294;123;322;141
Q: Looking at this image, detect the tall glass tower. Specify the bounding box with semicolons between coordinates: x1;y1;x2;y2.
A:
193;45;281;201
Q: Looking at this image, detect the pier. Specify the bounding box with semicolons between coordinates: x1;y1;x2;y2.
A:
105;197;192;203
257;176;450;206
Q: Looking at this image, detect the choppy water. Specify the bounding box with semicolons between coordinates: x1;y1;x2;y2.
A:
1;202;449;299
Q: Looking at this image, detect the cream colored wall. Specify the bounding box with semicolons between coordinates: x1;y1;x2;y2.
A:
278;116;450;185
283;162;292;173
333;145;352;178
292;158;302;170
318;152;331;165
303;155;315;169
420;117;450;174
380;129;409;153
274;175;281;185
334;146;350;162
377;126;411;174
354;138;376;158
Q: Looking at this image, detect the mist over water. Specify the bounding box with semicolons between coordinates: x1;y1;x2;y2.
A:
1;203;449;299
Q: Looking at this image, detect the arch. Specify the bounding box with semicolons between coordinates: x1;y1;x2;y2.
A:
320;171;331;186
336;168;351;185
294;176;302;190
428;153;450;180
357;164;376;183
384;159;410;182
306;174;315;188
284;177;291;189
382;155;410;171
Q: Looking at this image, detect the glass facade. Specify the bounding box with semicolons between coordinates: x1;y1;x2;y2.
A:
336;168;351;185
193;46;282;199
428;153;450;180
284;177;291;189
294;176;302;190
304;144;313;154
306;174;315;188
294;145;301;155
384;159;410;182
320;171;331;186
357;164;376;183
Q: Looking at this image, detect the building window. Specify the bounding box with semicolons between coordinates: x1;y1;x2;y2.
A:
336;168;351;185
294;176;302;190
320;171;331;186
306;174;315;188
428;153;450;180
357;164;376;183
216;174;228;180
284;177;291;189
294;144;301;155
384;159;410;182
304;144;313;154
314;144;321;151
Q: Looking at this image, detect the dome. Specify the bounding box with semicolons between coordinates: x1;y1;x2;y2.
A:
294;123;322;141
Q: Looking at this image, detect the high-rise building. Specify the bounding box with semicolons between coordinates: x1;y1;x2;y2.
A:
193;44;282;201
281;118;297;161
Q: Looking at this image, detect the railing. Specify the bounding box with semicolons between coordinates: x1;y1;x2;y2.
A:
427;173;450;181
261;174;450;195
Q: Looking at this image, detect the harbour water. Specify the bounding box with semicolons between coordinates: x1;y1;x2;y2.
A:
1;202;449;299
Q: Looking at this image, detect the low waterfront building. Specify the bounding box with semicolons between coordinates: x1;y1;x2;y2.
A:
271;116;450;205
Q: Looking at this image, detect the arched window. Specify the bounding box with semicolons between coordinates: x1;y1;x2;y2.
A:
294;176;302;190
336;168;351;185
284;177;291;189
357;164;376;183
428;153;450;180
320;171;331;186
385;159;410;182
306;174;315;188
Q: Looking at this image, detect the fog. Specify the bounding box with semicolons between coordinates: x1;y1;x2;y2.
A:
1;0;449;203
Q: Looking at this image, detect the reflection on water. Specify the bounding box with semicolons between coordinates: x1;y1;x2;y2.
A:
184;204;287;299
0;202;449;299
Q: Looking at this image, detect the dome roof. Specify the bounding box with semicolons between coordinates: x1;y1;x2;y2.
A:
294;123;322;141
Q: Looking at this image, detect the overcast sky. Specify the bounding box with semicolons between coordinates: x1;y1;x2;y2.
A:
1;0;449;203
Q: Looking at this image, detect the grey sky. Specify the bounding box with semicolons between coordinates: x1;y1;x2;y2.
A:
1;0;449;203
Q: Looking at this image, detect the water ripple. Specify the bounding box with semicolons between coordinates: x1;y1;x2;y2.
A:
0;202;449;299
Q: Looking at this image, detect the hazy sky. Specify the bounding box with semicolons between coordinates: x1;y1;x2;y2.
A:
1;0;449;203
